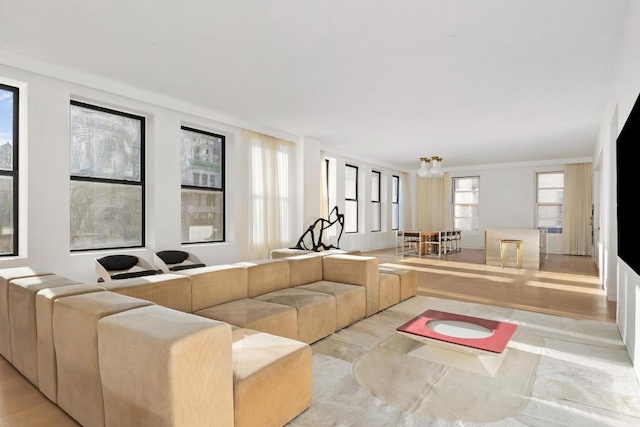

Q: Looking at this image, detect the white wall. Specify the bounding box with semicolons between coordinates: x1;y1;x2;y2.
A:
0;60;298;284
595;0;640;379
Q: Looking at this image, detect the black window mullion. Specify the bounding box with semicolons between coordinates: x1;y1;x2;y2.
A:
0;83;18;256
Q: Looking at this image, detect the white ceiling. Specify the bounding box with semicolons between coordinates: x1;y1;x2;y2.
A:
0;0;629;170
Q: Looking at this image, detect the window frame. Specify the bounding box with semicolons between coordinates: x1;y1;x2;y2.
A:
69;100;146;252
0;83;19;257
371;170;381;232
535;171;564;234
392;175;399;231
344;164;358;234
452;176;480;231
180;125;226;244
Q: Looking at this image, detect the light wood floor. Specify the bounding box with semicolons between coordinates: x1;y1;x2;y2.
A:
0;248;616;426
365;247;616;323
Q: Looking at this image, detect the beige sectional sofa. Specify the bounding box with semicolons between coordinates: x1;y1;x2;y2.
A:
0;253;417;427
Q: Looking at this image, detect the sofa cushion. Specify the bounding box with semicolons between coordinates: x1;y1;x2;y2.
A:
109;269;159;280
378;273;400;311
286;254;323;287
232;328;311;427
177;265;248;312
101;273;192;313
378;266;417;301
8;274;81;386
170;263;206;271
36;284;105;403
0;267;52;362
297;281;366;330
98;305;234;427
236;259;290;298
195;298;297;341
322;255;379;316
254;288;336;344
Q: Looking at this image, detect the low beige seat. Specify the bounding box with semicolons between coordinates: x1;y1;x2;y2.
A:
36;283;105;403
98;305;234;427
297;281;365;330
0;267;52;362
378;266;418;301
254;288;336;344
196;298;298;340
8;274;81;386
101;273;192;312
53;291;153;427
323;255;379;316
378;273;400;311
232;328;311;427
270;248;311;259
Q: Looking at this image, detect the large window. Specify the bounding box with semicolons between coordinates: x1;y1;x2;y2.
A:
181;126;224;243
0;84;18;256
371;170;381;232
392;175;399;230
536;172;564;233
345;164;358;233
453;176;479;231
70;101;145;251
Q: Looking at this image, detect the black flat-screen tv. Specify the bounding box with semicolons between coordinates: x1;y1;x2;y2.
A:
616;91;640;275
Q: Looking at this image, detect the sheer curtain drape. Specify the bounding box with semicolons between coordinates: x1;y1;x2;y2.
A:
238;130;293;260
416;173;452;230
401;172;412;230
562;163;592;255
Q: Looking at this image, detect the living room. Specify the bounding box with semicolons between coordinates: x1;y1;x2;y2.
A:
0;0;639;425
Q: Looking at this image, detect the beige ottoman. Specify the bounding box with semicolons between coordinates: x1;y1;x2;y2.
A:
254;288;336;344
53;292;153;427
232;328;311;427
101;273;192;312
195;298;298;340
378;266;418;301
269;248;311;259
378;273;400;311
297;281;366;330
0;267;51;361
8;274;81;386
98;305;234;427
36;283;105;403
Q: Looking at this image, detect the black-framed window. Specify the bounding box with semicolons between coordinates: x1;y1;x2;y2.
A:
181;126;225;243
371;170;381;232
392;175;400;230
0;84;18;256
536;172;564;234
453;176;479;231
345;164;358;233
69;101;145;251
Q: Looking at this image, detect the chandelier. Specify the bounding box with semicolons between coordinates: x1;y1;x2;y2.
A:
417;156;444;178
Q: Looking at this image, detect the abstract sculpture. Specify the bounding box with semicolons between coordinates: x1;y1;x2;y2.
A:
291;206;344;251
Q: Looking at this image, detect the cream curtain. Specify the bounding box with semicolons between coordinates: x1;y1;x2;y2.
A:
238;130;293;260
562;163;592;255
416;172;451;231
320;154;328;219
401;172;412;230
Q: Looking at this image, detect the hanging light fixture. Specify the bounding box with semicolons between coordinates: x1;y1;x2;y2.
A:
429;156;444;178
417;156;444;178
417;157;431;178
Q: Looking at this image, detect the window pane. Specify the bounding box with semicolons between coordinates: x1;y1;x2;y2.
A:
538;205;563;219
371;172;380;202
454;217;478;231
181;189;224;243
345;166;357;199
0;176;14;254
0;88;14;171
181;128;223;188
454;205;478;218
538;173;564;188
454;178;478;191
372;203;381;231
70;104;142;181
392;204;399;230
392;176;399;202
345;200;357;232
70;181;142;250
454;191;479;204
538;189;563;203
